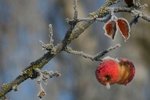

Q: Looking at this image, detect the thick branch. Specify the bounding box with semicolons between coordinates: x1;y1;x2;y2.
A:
0;0;129;98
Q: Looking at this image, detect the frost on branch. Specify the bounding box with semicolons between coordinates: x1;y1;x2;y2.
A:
39;24;54;51
35;68;61;99
65;44;121;61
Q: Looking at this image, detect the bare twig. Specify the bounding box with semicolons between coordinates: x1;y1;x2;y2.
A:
48;24;54;45
93;44;121;61
77;16;111;22
73;0;78;20
35;68;61;99
66;0;79;26
141;14;150;22
65;44;121;61
111;7;150;22
65;46;94;61
39;24;56;53
130;15;140;26
39;40;53;51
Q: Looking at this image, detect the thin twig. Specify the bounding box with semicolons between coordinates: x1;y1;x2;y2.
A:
130;15;140;26
141;15;150;22
48;24;54;44
73;0;78;20
65;46;94;61
93;44;121;61
77;15;111;22
39;24;55;51
35;68;60;99
110;7;150;22
65;44;121;61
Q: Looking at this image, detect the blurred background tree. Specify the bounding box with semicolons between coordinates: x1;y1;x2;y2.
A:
0;0;149;100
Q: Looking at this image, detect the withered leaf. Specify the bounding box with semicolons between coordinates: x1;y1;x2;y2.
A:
103;20;117;39
117;18;130;40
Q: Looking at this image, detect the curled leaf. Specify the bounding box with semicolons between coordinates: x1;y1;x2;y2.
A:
103;20;117;39
117;18;130;40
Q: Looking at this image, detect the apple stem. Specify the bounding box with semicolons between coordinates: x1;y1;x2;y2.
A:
106;82;111;89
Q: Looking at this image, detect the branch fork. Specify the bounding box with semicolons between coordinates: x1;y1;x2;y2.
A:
35;68;61;99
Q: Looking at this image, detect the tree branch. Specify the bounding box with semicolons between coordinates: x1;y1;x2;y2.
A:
0;0;118;98
112;7;150;22
65;44;121;61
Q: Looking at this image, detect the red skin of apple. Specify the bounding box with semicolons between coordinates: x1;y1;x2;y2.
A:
95;57;120;85
95;57;135;86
